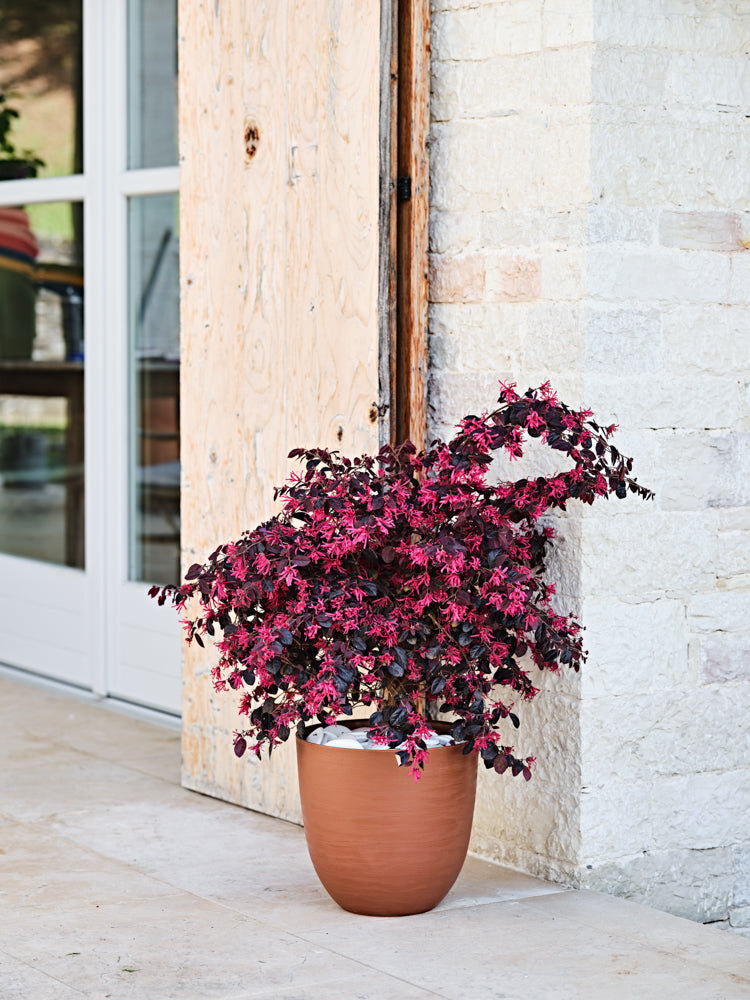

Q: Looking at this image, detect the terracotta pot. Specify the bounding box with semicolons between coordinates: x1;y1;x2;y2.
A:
296;722;478;916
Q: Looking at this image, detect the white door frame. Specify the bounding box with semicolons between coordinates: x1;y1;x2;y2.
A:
0;0;182;713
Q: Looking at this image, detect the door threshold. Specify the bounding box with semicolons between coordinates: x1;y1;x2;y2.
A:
0;661;182;731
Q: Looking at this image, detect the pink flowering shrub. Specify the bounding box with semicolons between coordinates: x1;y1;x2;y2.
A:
151;382;652;777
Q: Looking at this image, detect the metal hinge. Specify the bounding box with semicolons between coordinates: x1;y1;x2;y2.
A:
369;400;390;423
397;175;412;202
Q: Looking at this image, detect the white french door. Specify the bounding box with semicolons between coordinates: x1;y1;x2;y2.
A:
0;0;181;712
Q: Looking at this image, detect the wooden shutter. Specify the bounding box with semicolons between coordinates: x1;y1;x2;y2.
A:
179;0;429;819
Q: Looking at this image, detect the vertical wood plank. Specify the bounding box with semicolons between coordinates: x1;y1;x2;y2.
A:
179;0;382;822
285;0;320;454
379;0;398;447
315;0;382;456
395;0;430;450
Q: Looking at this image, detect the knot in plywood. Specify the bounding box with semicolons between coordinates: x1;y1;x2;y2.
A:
244;120;260;162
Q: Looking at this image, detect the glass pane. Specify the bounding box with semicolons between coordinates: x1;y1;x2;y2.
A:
0;200;84;567
128;0;178;170
0;4;83;180
128;193;179;584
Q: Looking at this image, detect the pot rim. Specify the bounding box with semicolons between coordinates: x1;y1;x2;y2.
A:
296;718;466;751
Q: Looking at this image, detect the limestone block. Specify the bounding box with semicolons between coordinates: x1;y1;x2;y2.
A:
430;0;479;10
582;374;740;430
433;48;592;119
720;508;750;533
591;110;750;211
428;252;486;303
592;45;669;107
588;248;730;304
472;770;582;869
688;591;750;633
449;304;527;372
539;511;585;613
661;305;750;377
649;770;750;850
427;302;528;358
580;780;654;858
542;0;593;47
430;121;504;214
580;511;719;598
481;208;588;250
524;302;586;370
658;431;744;511
582;847;733;923
469;831;579;887
736;435;750;502
539;247;585;301
431;116;591;213
581;696;656;787
427;371;512;431
659;211;742;252
587;206;655;245
666;52;750;109
432;52;587;123
734;845;750;907
429;211;482;255
596;1;749;55
718;531;750;580
641;686;750;776
700;632;750;684
585;307;661;374
432;362;586;419
513;685;582;786
728;253;750;306
581;681;750;788
432;1;543;62
426;331;460;371
485;252;542;302
580;597;688;698
729;905;750;928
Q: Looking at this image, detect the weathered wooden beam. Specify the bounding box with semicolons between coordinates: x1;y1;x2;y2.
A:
379;0;399;448
395;0;430;451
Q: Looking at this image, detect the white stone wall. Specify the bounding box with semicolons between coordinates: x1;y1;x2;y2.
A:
429;0;750;931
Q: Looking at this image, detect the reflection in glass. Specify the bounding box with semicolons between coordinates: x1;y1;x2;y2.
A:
0;201;84;568
129;193;179;585
0;3;83;180
128;0;178;170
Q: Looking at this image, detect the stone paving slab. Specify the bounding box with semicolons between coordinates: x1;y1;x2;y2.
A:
1;671;749;1000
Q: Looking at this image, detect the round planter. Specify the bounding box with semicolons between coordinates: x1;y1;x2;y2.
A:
296;722;478;916
0;160;37;181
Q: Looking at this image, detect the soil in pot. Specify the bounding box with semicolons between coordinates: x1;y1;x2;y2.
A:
296;721;478;917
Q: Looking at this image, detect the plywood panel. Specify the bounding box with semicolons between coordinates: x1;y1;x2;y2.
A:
179;0;382;822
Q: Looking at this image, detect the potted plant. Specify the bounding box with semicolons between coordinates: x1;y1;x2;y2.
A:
152;381;652;915
0;91;43;360
0;91;44;180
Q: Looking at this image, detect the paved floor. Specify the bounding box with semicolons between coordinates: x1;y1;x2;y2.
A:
1;671;750;1000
